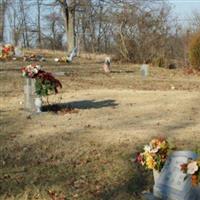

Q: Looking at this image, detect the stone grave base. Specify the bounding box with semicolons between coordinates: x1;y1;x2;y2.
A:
142;192;159;200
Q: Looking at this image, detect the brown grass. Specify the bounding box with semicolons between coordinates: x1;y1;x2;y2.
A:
24;48;113;63
0;54;200;200
24;48;67;58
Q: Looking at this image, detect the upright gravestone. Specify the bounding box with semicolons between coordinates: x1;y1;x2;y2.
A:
103;57;111;73
14;46;24;58
24;78;35;112
67;47;78;63
153;151;198;200
140;64;149;77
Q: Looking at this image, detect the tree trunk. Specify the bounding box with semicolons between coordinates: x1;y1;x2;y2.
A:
20;0;29;48
61;0;76;53
37;0;42;48
0;0;7;42
65;8;75;53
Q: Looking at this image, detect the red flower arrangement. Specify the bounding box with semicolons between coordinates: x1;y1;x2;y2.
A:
0;44;15;60
35;70;62;95
21;64;62;97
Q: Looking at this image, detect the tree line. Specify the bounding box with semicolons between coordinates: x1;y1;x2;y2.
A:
0;0;200;63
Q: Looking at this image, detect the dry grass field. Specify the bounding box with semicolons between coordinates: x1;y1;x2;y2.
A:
0;54;200;200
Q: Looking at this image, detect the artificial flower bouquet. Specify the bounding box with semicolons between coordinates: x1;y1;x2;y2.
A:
181;159;200;186
21;64;41;78
0;44;15;60
34;70;62;97
135;138;170;172
21;64;62;97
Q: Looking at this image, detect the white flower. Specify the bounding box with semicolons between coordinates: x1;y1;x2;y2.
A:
150;147;160;153
33;68;38;74
144;145;151;153
54;58;59;62
27;65;32;69
35;65;41;70
187;161;198;175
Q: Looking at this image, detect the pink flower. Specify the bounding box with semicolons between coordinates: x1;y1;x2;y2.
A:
135;153;145;165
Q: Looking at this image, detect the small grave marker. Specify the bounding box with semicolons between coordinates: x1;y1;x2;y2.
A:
103;57;111;73
140;64;149;77
14;47;23;57
53;72;65;76
153;151;198;200
67;47;78;63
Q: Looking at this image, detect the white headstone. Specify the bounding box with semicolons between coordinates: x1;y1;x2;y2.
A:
14;47;23;57
24;78;36;112
153;151;198;200
141;64;149;77
103;57;111;73
67;47;78;62
53;72;65;76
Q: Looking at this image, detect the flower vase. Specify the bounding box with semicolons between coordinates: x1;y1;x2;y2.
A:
34;97;42;113
191;175;199;187
153;169;160;184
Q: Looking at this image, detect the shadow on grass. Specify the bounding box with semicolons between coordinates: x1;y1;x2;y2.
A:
42;99;118;112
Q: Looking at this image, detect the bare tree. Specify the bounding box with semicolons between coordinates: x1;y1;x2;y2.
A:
36;0;44;48
7;0;23;45
44;11;65;50
0;0;9;42
192;11;200;31
58;0;76;53
19;0;30;47
0;0;186;64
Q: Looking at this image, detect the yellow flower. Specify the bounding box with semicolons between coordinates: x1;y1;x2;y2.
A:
146;154;156;169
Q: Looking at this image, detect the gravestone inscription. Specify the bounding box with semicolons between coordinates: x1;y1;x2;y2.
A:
153;151;198;200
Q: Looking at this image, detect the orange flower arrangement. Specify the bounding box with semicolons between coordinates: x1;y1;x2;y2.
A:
135;138;170;172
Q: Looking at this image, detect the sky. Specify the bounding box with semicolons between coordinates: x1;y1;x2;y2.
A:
169;0;200;26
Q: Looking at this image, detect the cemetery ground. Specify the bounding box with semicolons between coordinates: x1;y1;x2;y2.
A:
0;54;200;200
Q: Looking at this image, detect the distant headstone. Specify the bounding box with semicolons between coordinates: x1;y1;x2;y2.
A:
14;47;23;57
141;64;149;77
53;72;65;76
67;47;78;63
24;78;35;112
103;57;111;73
153;151;198;200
